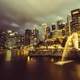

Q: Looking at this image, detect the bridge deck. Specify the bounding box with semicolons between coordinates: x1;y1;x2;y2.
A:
29;50;62;57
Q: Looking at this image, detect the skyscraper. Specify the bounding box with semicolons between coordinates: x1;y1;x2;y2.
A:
57;20;65;30
45;26;52;39
24;29;32;46
66;15;72;35
51;24;56;31
32;28;40;46
0;31;6;48
71;9;80;32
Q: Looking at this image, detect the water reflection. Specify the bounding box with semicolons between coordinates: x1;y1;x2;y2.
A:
0;53;80;80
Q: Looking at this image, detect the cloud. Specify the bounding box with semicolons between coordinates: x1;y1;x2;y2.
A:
0;0;80;30
10;22;20;28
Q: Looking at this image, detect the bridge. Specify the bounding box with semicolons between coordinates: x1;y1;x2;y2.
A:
28;48;63;57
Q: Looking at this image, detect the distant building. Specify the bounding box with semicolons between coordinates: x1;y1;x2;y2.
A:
65;15;72;35
5;31;23;49
57;20;65;30
51;24;56;31
41;23;48;40
32;28;40;46
32;28;39;39
71;9;80;32
24;29;32;46
0;31;6;48
52;20;66;38
15;34;24;48
45;26;52;39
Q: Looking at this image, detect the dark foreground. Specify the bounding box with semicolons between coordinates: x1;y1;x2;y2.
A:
0;54;80;80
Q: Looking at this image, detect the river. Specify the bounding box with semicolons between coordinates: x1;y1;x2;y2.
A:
0;55;80;80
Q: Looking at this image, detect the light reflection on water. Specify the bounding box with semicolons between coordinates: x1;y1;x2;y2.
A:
5;50;12;62
0;53;80;80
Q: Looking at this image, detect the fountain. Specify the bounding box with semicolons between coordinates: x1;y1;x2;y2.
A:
55;32;79;65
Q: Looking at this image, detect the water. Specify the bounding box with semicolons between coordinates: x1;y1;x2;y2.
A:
0;55;80;80
5;50;12;62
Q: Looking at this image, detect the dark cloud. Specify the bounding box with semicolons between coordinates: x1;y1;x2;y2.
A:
0;0;79;32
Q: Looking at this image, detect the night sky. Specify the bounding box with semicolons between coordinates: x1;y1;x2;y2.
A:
0;0;80;32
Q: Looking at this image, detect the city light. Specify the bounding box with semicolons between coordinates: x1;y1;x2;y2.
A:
7;30;12;33
5;49;12;62
27;56;30;62
9;33;15;36
0;0;80;80
55;60;73;65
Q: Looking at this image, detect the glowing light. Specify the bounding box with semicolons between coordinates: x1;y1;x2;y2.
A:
9;33;15;36
5;50;12;62
51;58;54;62
61;34;73;61
55;60;73;65
27;56;30;62
17;50;20;56
73;32;78;49
7;30;12;33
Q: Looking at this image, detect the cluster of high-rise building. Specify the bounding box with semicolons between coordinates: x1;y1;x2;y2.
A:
24;8;80;47
0;9;80;49
0;30;24;49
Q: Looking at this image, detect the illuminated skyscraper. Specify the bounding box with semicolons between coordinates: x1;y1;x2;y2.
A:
71;9;80;32
32;28;40;46
57;20;65;30
32;28;39;39
0;31;6;48
45;26;52;39
66;15;72;35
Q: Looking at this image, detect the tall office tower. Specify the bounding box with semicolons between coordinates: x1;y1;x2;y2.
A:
56;20;66;37
71;9;80;32
24;29;32;46
45;26;52;39
41;23;48;40
32;28;39;39
15;34;24;48
32;28;40;46
0;31;6;48
51;24;56;31
5;31;21;49
57;20;65;30
66;15;72;35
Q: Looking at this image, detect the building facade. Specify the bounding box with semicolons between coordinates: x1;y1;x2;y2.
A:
71;9;80;32
24;29;32;46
